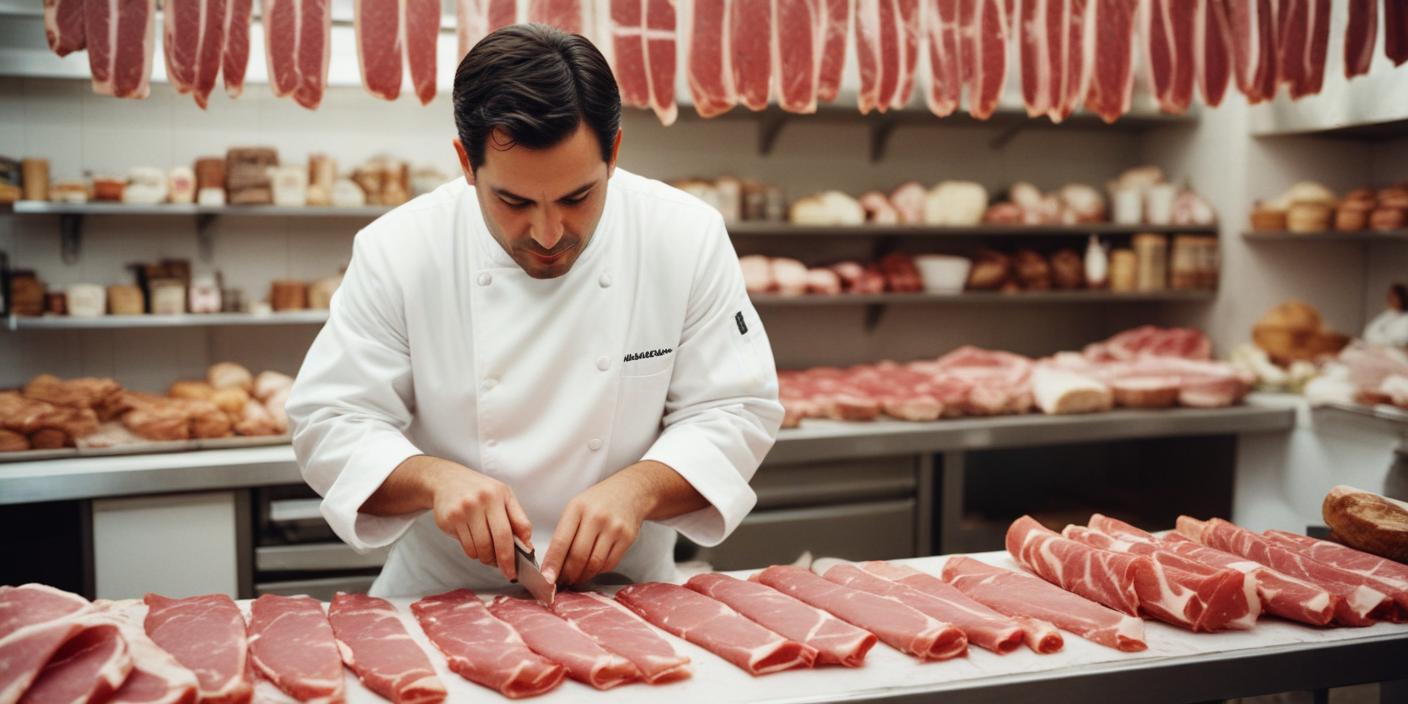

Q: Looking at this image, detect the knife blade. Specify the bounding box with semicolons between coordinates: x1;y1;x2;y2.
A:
513;536;556;606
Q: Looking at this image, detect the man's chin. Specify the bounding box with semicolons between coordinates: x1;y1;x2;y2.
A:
516;254;577;279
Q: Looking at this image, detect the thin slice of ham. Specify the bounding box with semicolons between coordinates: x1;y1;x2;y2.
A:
852;560;1040;653
262;0;331;109
91;602;200;704
86;0;157;98
412;589;565;699
488;597;641;690
1195;0;1232;106
0;620;86;704
818;0;852;102
20;621;133;704
686;573;875;667
549;591;691;684
355;0;403;100
163;0;228;108
1084;0;1136;123
223;0;253;96
44;0;87;56
143;593;253;704
1007;515;1145;616
615;582;815;676
942;555;1146;651
1260;531;1408;614
328;592;447;704
923;0;961;116
755;565;968;661
404;0;439;104
1178;516;1395;626
1344;0;1377;78
247;595;345;703
684;0;736;117
732;0;773;111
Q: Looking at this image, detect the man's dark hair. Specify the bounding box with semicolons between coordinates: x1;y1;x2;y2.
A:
453;24;621;171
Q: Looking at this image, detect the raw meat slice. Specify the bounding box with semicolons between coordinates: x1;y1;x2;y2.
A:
874;0;900;109
686;573;875;667
892;0;922;108
1013;616;1064;653
248;595;344;703
529;0;587;33
1178;517;1395;625
549;591;691;684
1084;0;1136;122
818;0;851;101
487;597;640;690
614;582;814;675
754;566;967;661
262;0;331;109
44;0;87;56
1024;0;1090;122
643;0;678;124
1389;0;1408;65
404;0;439;105
20;621;133;704
163;0;227;108
1007;515;1145;616
457;0;516;60
1261;531;1408;612
143;593;253;704
1344;0;1377;77
93;604;200;704
0;584;88;639
849;561;1031;654
610;0;652;110
1083;325;1211;362
327;593;446;704
1140;0;1196;114
731;0;773;110
684;0;736;116
355;0;402;100
223;0;252;96
1195;0;1232;106
1222;0;1279;102
924;0;961;116
0;620;85;704
958;0;1011;119
1064;525;1260;631
941;555;1147;651
1281;0;1330;98
855;0;882;113
86;0;157;98
411;590;565;698
775;0;825;113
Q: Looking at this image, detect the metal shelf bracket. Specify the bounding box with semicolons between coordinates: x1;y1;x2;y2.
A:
196;212;217;261
863;302;887;331
758;111;790;156
59;213;83;264
869;116;899;162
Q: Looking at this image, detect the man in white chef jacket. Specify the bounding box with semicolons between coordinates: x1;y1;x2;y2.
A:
286;24;783;597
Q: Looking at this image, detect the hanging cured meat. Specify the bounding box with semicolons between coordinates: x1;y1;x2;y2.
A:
263;0;331;109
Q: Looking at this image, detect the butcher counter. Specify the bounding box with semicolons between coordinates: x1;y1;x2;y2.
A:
0;403;1297;601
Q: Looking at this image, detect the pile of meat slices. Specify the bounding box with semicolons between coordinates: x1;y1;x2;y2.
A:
44;0;1408;119
4;515;1403;700
779;325;1253;428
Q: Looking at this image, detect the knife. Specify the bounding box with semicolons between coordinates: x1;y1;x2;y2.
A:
513;536;557;606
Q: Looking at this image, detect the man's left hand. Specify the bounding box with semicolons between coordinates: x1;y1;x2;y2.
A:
540;464;656;586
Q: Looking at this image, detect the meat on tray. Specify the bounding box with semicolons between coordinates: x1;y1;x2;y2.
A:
92;603;200;704
487;596;641;690
247;594;345;703
1260;531;1408;613
411;589;565;698
328;592;447;704
754;565;969;661
685;573;876;667
21;619;133;704
143;593;253;704
614;582;815;675
549;591;692;684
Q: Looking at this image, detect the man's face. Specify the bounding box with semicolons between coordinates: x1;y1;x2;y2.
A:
457;123;620;279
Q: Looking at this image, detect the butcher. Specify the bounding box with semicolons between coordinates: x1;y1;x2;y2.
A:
286;25;783;597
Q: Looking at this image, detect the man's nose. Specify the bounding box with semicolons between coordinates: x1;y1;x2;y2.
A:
531;204;566;250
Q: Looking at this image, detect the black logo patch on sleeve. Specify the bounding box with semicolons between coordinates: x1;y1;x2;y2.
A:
735;311;748;335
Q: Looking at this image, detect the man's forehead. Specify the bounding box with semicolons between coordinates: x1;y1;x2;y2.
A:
479;126;607;197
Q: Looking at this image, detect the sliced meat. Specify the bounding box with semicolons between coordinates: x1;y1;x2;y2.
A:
892;0;922;108
1278;0;1331;98
404;0;440;104
248;595;344;703
1260;531;1408;614
0;584;89;639
614;582;815;676
143;593;253;704
93;604;200;704
1178;516;1395;626
775;0;825;113
924;0;962;116
1388;0;1408;65
850;561;1033;654
644;0;678;124
1018;0;1057;118
684;0;736;116
163;0;228;108
1141;0;1196;113
1344;0;1377;77
328;592;447;704
818;0;852;102
1084;0;1137;123
755;565;968;661
1013;616;1064;653
855;0;882;112
1195;0;1232;106
686;573;876;667
44;0;87;56
19;621;133;704
1222;0;1279;102
959;0;1012;119
487;597;640;690
457;0;517;60
411;590;565;698
549;591;691;684
1007;515;1145;616
0;620;85;704
609;0;652;110
262;0;332;109
528;0;586;32
941;555;1147;651
731;0;773;110
86;0;157;98
355;0;403;100
223;0;253;96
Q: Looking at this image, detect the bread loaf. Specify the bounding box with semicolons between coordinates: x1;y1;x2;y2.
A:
1323;485;1408;563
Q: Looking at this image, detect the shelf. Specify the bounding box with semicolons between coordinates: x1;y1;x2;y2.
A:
1316;403;1408;433
731;223;1219;238
1243;229;1408;242
5;311;329;330
751;290;1216;306
4;201;392;218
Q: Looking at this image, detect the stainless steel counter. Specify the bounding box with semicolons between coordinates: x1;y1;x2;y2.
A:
0;405;1296;506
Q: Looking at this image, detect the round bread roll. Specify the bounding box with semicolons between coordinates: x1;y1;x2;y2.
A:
1323;485;1408;563
211;387;251;416
253;371;295;402
1258;300;1322;331
208;362;254;391
169;380;216;401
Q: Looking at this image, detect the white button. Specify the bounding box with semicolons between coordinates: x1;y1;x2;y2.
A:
588;438;603;451
486;439;498;448
599;274;612;288
596;356;610;371
481;378;497;391
477;273;492;286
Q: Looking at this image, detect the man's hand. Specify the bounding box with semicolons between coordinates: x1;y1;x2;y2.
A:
540;460;708;586
362;455;532;581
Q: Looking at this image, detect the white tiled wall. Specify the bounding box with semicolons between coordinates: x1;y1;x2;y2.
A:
2;75;1202;389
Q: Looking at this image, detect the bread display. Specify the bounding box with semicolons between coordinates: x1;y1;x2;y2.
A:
1251;301;1350;364
1323;485;1408;563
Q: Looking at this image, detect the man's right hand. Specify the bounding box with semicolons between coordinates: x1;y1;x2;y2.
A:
363;455;533;582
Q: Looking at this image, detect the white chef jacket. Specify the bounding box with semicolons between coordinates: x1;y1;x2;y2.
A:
286;169;784;597
1364;309;1408;348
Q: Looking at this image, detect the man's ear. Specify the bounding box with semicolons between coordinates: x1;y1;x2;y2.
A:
453;137;475;186
606;129;623;179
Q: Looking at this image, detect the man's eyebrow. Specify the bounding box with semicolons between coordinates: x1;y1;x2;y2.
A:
492;180;597;204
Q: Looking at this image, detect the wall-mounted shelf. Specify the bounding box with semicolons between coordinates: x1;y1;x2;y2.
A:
1243;229;1408;242
5;311;330;331
731;223;1219;238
